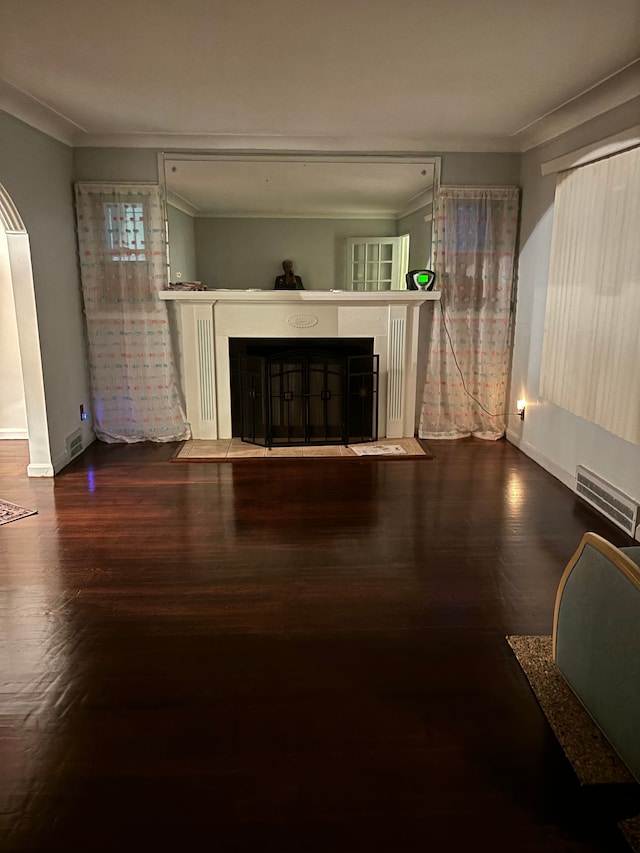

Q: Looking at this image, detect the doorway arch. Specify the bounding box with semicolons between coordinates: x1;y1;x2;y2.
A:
0;183;53;476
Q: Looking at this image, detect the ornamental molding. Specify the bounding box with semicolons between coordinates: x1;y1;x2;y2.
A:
286;314;319;329
0;183;27;234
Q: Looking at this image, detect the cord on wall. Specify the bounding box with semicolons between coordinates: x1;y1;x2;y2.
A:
439;301;523;420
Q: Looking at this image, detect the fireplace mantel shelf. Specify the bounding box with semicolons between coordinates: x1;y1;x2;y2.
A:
160;289;440;305
161;289;439;441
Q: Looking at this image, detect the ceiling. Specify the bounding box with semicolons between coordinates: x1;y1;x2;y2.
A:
1;0;638;154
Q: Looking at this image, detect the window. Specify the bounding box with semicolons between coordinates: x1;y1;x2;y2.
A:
455;203;487;252
539;145;640;445
104;202;146;261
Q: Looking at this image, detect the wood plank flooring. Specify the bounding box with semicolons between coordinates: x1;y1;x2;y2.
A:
0;437;637;852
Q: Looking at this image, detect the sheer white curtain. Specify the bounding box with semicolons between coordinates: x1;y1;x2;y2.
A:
540;146;640;445
419;187;520;440
75;183;190;443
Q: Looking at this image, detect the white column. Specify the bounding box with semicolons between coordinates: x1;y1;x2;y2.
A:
386;304;408;438
178;302;218;439
402;303;421;437
215;334;232;439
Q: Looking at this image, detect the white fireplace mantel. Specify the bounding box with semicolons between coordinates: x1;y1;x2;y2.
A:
160;289;440;440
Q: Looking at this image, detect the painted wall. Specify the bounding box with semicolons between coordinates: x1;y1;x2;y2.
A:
193;217;399;290
73;148;521;192
0;113;91;469
167;204;197;283
398;203;432;272
439;152;521;186
0;230;28;437
73;147;159;183
509;97;640;528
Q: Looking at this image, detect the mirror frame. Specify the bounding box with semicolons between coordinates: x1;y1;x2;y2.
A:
158;152;441;288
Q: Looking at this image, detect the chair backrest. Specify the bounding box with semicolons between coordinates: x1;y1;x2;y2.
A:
553;532;640;782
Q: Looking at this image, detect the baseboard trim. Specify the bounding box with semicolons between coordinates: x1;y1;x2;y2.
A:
52;449;70;474
0;428;29;440
506;429;640;542
27;462;54;477
505;429;575;492
52;431;96;474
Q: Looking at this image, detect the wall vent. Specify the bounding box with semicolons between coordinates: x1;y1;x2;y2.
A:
575;466;639;535
66;429;83;460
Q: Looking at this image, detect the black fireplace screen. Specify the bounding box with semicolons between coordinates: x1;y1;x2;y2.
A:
237;348;379;448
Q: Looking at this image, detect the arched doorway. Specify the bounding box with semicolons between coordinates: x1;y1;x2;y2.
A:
0;183;53;476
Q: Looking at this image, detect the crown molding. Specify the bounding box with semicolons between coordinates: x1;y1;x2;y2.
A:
397;187;434;219
76;131;519;153
541;124;640;176
184;209;413;220
512;59;640;152
2;60;639;154
166;190;200;217
0;80;85;147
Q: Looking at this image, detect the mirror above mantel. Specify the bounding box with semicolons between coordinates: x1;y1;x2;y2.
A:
160;153;441;291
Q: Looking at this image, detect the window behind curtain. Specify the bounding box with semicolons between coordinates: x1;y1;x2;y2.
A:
419;186;520;440
539;145;640;445
104;202;146;261
74;183;189;443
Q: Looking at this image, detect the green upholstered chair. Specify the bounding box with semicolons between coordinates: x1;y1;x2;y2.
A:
553;532;640;782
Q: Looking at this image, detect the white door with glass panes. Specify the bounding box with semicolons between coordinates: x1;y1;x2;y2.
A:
346;236;409;291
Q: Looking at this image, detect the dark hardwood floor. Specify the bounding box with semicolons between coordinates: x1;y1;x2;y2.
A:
0;437;637;852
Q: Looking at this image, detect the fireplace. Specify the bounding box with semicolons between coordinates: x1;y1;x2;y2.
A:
159;289;439;441
230;338;378;446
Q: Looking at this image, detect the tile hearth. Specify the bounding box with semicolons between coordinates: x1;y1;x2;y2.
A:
174;437;429;460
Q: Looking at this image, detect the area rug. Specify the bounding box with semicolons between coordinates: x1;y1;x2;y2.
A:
507;635;640;852
621;816;640;852
172;436;433;462
350;442;409;456
0;499;37;526
506;635;634;785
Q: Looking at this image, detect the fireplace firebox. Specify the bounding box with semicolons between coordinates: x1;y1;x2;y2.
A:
230;338;378;447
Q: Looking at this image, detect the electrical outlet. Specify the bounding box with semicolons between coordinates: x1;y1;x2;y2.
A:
176;271;182;279
80;404;89;421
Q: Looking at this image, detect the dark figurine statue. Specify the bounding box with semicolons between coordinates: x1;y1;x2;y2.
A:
274;259;304;290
